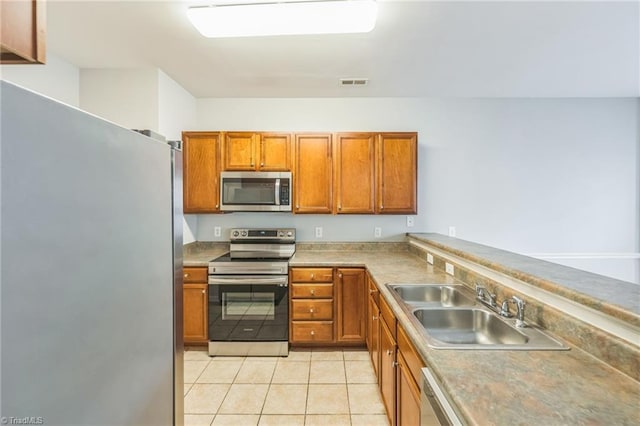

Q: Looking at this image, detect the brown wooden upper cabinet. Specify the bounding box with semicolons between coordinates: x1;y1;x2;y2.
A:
0;0;46;64
334;132;417;215
223;132;291;171
334;133;376;214
376;132;417;214
182;132;221;213
293;133;333;214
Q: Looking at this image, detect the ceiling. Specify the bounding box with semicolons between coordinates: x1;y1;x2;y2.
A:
47;0;639;98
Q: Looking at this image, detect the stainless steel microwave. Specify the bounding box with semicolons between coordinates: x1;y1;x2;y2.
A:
220;171;292;212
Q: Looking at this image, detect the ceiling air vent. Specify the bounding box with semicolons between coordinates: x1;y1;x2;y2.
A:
340;78;369;86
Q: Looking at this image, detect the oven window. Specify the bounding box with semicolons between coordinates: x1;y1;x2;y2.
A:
222;291;275;321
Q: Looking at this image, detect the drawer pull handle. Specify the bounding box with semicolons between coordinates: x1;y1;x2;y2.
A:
184;274;189;278
310;330;315;336
310;273;315;280
309;308;314;313
310;289;315;295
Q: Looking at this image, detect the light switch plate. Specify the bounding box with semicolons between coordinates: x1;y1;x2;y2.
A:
427;253;434;264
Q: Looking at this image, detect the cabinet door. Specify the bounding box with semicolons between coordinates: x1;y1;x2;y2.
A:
367;293;381;379
182;132;221;213
223;132;258;170
397;352;421;426
183;283;208;344
336;268;366;343
293;134;333;213
260;133;291;171
0;0;46;64
376;133;417;214
334;133;375;214
380;318;397;426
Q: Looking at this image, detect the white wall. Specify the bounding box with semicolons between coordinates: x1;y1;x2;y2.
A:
80;68;159;131
194;97;639;283
157;70;199;244
0;52;80;107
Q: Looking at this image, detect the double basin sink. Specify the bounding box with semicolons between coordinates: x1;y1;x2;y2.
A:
388;284;568;350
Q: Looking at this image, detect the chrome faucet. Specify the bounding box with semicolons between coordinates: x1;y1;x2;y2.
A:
475;284;497;308
511;296;527;328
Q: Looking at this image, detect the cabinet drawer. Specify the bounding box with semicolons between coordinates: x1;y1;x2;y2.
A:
183;267;208;283
291;268;333;283
398;324;425;387
380;295;397;339
368;275;380;306
291;321;334;343
292;299;333;320
291;283;333;299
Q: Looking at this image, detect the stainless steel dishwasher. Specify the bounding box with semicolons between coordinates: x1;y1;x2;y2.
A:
421;368;464;426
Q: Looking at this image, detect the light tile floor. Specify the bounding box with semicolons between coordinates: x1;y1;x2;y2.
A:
184;347;390;426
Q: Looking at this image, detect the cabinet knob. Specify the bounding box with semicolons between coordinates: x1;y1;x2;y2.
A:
380;205;384;210
369;289;377;294
310;330;315;336
215;204;219;208
310;289;315;295
260;162;264;167
338;273;343;278
310;273;315;280
201;289;205;294
309;308;314;313
386;349;393;356
372;315;378;321
338;205;341;210
392;361;398;368
184;273;189;278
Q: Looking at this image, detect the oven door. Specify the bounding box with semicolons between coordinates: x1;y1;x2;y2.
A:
208;275;289;342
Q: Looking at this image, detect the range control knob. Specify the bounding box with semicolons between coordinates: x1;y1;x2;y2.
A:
278;231;284;237
241;230;248;237
287;231;293;237
232;230;239;237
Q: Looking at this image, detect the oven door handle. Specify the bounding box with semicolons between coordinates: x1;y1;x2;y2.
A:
208;276;289;286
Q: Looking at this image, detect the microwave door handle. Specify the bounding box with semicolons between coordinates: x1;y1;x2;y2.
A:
274;178;280;206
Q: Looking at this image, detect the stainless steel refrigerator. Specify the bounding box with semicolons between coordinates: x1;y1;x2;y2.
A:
0;81;184;425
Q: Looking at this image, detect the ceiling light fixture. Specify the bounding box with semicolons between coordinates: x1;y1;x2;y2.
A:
186;0;378;38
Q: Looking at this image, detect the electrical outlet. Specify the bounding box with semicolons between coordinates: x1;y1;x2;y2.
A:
374;227;382;238
214;226;221;237
427;253;434;264
406;216;414;227
448;226;456;237
445;262;455;275
315;226;323;238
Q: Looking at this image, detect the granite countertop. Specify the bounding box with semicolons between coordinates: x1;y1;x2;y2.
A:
182;242;228;267
408;233;640;327
289;249;640;425
184;243;640;424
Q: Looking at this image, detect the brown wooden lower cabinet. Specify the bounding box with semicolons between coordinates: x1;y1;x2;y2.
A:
336;268;366;343
397;350;421;426
367;275;381;378
380;314;397;425
183;268;208;344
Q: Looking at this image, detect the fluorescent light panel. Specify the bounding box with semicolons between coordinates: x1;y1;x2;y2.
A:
187;0;378;38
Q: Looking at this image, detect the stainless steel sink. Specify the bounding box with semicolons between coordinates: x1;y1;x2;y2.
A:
389;284;475;307
411;307;568;350
414;308;528;345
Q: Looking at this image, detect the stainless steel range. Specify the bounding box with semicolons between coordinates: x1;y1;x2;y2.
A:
207;228;295;356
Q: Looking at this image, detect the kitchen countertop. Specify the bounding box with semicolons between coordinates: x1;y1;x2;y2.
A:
184;242;640;424
408;233;640;327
